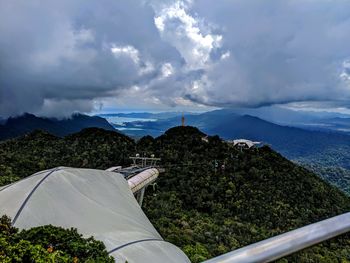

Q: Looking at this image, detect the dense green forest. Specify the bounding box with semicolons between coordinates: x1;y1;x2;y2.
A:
295;153;350;196
0;128;135;186
0;127;350;262
0;215;114;262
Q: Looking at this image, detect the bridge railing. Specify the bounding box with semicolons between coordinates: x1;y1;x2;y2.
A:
203;212;350;263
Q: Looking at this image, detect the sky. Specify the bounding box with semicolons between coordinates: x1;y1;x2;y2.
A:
1;0;350;117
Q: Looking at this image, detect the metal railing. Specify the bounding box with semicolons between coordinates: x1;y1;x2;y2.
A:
203;212;350;263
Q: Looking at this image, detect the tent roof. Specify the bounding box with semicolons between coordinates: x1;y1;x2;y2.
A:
0;167;189;263
232;139;260;148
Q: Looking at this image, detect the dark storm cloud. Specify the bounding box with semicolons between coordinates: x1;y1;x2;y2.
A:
1;0;350;117
187;0;350;108
0;0;181;117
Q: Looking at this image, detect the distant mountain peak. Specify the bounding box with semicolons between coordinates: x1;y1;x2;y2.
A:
164;126;206;137
0;113;116;141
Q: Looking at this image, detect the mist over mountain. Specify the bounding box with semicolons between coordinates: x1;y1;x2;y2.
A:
99;112;188;120
220;107;350;126
0;113;116;141
108;109;350;156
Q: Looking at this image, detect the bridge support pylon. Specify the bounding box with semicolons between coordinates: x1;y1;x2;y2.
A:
136;188;146;206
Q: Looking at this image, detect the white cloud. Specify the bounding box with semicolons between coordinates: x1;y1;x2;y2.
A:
220;51;230;60
340;60;350;82
111;45;140;64
110;44;155;75
0;0;179;117
185;0;350;108
153;0;222;70
160;63;174;78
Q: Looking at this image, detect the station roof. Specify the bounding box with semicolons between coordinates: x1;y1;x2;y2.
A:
231;139;261;148
0;167;189;263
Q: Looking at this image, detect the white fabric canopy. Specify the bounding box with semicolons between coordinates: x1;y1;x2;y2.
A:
0;167;190;263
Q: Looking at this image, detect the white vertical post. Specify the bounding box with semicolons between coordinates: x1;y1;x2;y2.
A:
137;187;146;206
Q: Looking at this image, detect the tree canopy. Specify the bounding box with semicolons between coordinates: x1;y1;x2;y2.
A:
0;215;114;262
0;126;349;262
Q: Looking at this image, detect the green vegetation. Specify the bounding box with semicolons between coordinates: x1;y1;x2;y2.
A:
0;128;134;184
295;149;350;195
0;215;114;262
139;127;350;262
0;126;350;262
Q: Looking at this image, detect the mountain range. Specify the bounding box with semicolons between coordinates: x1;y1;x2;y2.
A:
2;110;350;195
112;109;350;160
0;113;115;141
103;106;350;135
106;109;350;195
3;110;350;166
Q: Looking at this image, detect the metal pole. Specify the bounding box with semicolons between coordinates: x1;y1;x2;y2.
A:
137;188;146;206
203;212;350;263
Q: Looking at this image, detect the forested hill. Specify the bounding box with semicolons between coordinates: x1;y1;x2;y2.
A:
0;113;116;141
0;128;135;185
0;126;350;262
207;114;350;161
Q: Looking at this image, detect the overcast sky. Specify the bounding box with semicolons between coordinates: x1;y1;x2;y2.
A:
1;0;350;117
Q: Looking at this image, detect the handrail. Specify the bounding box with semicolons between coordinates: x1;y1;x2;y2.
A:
203;212;350;263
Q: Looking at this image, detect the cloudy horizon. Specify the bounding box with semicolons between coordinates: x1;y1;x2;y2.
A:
1;0;350;118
